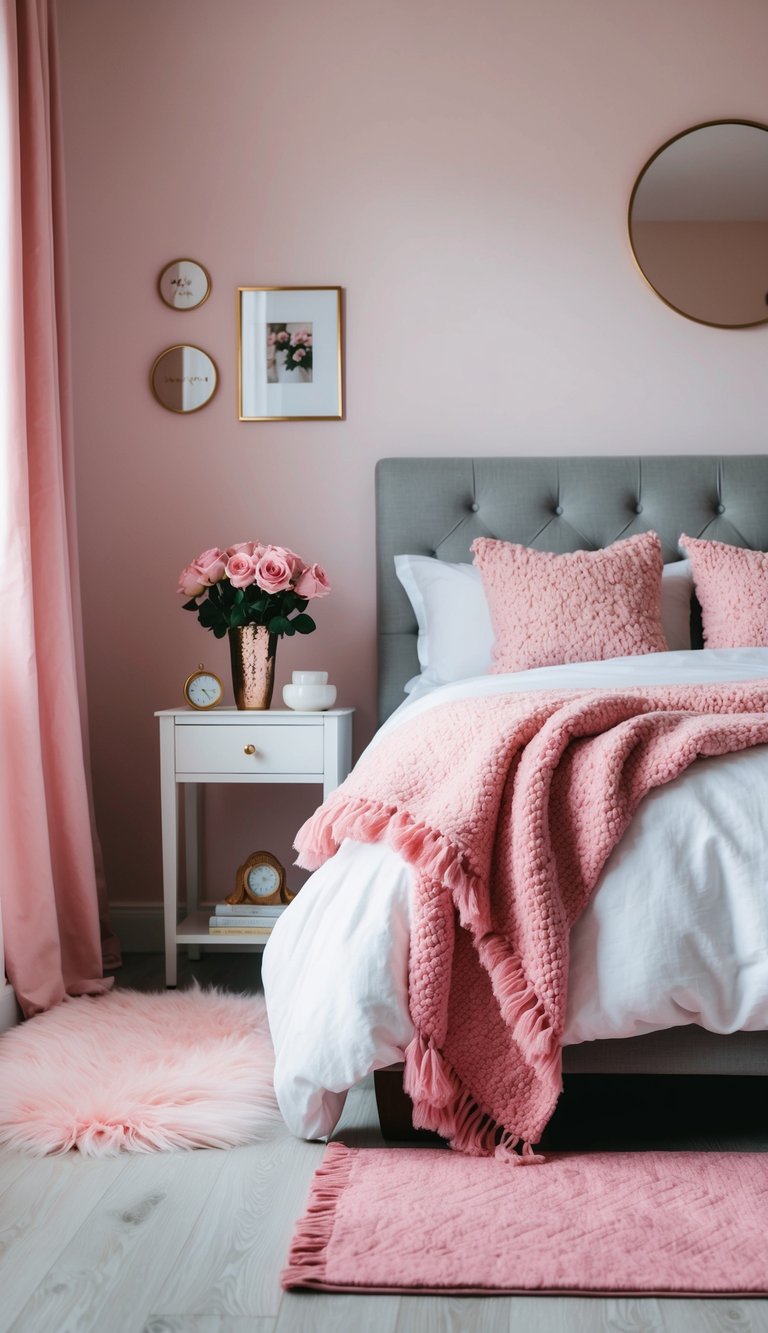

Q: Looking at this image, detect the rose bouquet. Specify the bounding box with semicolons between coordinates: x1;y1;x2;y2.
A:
274;326;313;375
179;542;330;638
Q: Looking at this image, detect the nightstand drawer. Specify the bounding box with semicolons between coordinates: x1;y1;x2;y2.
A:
175;724;324;775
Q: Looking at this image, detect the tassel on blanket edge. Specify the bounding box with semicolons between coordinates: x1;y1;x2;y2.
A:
293;796;485;928
478;932;559;1065
403;1032;544;1164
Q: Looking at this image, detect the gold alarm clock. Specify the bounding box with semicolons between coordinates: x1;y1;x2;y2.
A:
226;851;294;906
183;664;224;710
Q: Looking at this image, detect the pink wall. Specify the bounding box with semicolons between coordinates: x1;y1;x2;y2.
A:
56;0;768;918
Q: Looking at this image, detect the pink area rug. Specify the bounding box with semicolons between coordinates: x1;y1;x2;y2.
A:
284;1144;768;1296
0;986;280;1156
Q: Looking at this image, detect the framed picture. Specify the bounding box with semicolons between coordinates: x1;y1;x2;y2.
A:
238;286;342;421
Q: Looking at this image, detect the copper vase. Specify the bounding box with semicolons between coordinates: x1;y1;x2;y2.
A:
228;625;277;709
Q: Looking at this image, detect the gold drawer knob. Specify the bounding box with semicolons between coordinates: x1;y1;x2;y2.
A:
243;744;257;756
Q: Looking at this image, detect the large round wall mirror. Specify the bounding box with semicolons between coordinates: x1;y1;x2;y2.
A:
628;119;768;328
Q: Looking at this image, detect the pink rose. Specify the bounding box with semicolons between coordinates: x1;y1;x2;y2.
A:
226;552;257;589
279;546;305;577
226;541;258;558
194;547;227;585
294;562;331;599
178;563;206;598
293;348;305;361
254;546;295;594
275;330;289;344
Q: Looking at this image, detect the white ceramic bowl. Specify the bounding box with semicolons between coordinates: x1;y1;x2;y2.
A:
292;670;328;685
283;682;337;712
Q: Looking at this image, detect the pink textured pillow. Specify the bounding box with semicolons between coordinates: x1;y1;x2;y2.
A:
680;535;768;648
471;531;668;673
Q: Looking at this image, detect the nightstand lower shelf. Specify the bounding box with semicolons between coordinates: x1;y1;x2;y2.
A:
176;912;273;949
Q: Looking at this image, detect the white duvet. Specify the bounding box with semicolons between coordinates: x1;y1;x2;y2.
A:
263;649;768;1139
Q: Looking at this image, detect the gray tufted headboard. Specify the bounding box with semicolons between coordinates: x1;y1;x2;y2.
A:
376;455;768;723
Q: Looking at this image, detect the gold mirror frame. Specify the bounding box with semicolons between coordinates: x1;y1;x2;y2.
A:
150;344;219;413
157;257;212;311
628;119;768;329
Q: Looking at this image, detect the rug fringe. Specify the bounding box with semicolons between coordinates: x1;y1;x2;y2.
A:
281;1142;356;1289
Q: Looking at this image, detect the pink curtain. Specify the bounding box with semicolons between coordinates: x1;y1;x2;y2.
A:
0;0;119;1016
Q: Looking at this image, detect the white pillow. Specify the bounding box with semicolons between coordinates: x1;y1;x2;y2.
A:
660;558;694;651
395;555;494;691
395;553;693;692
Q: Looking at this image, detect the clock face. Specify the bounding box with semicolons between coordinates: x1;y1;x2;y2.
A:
247;863;281;898
185;671;222;709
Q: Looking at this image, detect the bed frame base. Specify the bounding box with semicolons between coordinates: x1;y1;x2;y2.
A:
375;1030;768;1141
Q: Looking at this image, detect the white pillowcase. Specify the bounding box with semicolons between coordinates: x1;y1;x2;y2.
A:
395;553;693;692
660;558;695;651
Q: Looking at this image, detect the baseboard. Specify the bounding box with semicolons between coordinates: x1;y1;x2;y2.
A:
0;981;20;1033
110;904;164;952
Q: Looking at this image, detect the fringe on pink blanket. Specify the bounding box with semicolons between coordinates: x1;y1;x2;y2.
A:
295;683;768;1159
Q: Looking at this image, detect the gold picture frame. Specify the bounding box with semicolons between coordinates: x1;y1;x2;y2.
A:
237;286;343;421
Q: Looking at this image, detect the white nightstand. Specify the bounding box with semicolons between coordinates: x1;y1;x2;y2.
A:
156;707;354;985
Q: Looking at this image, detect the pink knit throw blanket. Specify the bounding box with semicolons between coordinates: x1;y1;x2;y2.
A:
294;682;768;1159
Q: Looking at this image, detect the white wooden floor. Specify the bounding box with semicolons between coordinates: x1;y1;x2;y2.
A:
3;954;768;1333
2;1075;768;1333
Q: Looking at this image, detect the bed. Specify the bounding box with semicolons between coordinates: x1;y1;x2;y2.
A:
263;455;768;1148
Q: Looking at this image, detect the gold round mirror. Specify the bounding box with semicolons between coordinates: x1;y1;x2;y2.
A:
158;258;211;310
150;345;218;413
628;119;768;328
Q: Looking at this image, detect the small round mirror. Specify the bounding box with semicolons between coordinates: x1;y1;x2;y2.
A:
150;345;218;413
158;258;211;310
628;120;768;328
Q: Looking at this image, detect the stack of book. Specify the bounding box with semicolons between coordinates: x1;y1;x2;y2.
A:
207;902;288;936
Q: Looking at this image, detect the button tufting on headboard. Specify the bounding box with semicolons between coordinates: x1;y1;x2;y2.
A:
375;456;768;723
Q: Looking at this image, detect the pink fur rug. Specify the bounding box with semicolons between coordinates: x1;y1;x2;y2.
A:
284;1144;768;1295
0;986;281;1155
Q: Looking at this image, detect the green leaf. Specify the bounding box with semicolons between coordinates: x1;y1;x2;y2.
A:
182;600;199;612
213;624;227;639
291;613;316;634
233;588;245;605
268;615;291;635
